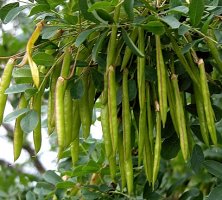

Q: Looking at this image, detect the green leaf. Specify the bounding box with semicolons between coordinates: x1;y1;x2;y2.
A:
0;3;19;21
178;24;190;36
24;88;38;100
161;15;181;29
92;30;108;62
88;1;112;12
43;170;63;185
75;29;96;47
207;184;222;200
70;79;84;99
33;182;54;196
4;5;29;24
123;0;134;21
203;160;222;179
189;0;204;26
142;21;165;35
26;191;36;200
42;26;61;39
167;6;189;14
46;0;64;9
179;188;200;200
33;52;54;66
20;110;39;133
122;28;144;57
64;14;78;25
190;144;204;173
13;68;44;84
128;79;137;101
161;134;180;160
96;9;114;23
5;84;33;94
91;69;104;92
56;181;74;189
78;0;99;23
3;108;30;123
29;4;50;16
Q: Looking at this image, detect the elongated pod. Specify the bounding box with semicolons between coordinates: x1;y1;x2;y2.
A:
155;35;168;126
13;95;28;161
198;59;217;145
55;77;66;149
108;65;118;153
0;58;15;125
171;74;189;161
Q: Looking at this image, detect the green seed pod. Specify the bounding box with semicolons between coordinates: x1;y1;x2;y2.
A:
0;58;15;125
13;95;28;161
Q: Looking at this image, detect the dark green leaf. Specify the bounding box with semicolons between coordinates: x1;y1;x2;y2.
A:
161;134;180;160
123;0;134;21
178;24;190;36
78;0;99;23
0;3;19;21
46;0;64;9
142;21;165;35
64;14;78;25
24;88;38;100
34;182;54;195
207;184;222;200
145;65;157;82
43;170;63;185
42;26;61;39
167;6;189;14
75;29;97;47
33;52;54;66
212;105;222;122
88;1;112;12
26;191;36;200
81;188;101;200
20;110;39;133
5;84;33;94
96;9;113;23
189;0;204;26
203;160;222;179
179;188;200;200
56;181;74;189
128;79;137;101
70;79;84;99
29;4;50;16
190;145;204;173
92;30;108;62
4;5;29;24
161;15;181;29
4;108;30;123
91;69;104;91
122;28;144;57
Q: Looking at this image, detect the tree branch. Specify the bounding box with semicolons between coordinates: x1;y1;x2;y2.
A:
2;123;46;174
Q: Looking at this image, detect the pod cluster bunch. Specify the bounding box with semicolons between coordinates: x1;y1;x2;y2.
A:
0;1;221;195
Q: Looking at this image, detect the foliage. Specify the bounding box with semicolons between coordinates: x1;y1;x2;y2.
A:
1;0;222;199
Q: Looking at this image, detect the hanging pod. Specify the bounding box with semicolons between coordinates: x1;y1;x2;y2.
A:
47;64;61;135
137;27;146;165
171;74;189;161
13;95;28;161
0;58;15;125
152;103;162;187
155;35;168;127
78;69;91;139
101;103;116;181
198;59;217;145
108;65;119;153
71;100;81;166
122;68;134;194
